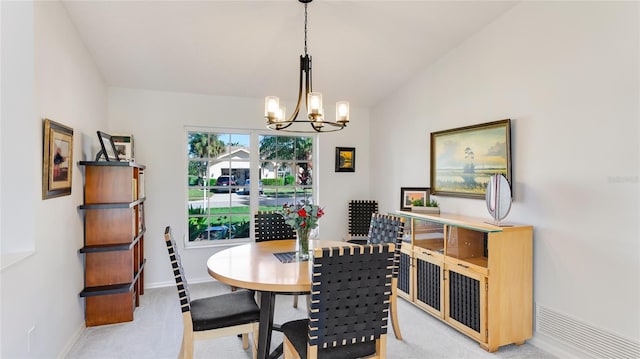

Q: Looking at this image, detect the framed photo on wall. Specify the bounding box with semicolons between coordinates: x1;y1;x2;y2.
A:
400;187;430;211
430;119;511;199
335;147;356;172
42;118;74;199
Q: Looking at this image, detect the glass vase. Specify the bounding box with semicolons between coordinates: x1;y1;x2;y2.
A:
296;228;310;260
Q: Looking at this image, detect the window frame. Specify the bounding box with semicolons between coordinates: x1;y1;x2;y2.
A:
184;126;317;248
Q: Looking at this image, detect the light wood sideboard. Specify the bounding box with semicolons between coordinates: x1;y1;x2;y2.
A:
394;211;533;352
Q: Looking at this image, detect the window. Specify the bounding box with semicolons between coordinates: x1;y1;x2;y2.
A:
186;129;315;245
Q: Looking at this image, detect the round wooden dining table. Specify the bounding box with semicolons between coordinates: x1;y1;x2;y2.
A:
207;239;354;359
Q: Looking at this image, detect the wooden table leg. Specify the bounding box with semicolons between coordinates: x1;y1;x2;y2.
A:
257;291;276;359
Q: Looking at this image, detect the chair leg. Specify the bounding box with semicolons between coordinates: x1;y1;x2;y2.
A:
252;324;259;359
293;295;298;308
181;333;193;359
178;339;186;359
242;333;249;350
283;336;299;359
181;313;194;359
390;280;402;340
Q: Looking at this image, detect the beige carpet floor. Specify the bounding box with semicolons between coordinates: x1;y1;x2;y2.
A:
67;280;555;359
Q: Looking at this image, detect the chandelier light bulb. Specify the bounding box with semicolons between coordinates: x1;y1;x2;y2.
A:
265;96;279;121
308;92;323;116
336;101;350;124
277;107;286;123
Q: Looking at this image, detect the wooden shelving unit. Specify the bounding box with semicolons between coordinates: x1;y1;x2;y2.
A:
78;161;146;327
395;211;533;352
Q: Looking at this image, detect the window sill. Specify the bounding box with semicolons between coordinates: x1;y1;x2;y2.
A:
1;251;35;272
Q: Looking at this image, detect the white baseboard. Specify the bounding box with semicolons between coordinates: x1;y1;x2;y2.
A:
56;322;85;359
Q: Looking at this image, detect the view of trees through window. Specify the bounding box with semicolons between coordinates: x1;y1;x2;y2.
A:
187;130;314;243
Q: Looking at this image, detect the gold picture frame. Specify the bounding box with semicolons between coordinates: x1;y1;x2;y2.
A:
42;118;73;199
430;119;511;199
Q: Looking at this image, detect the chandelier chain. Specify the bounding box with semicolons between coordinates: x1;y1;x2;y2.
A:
304;3;308;56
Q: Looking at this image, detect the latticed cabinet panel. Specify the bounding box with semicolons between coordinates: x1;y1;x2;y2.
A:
445;265;487;343
414;251;444;317
397;247;412;301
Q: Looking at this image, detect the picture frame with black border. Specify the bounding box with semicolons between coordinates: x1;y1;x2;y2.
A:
96;131;121;161
335;147;355;172
400;187;430;211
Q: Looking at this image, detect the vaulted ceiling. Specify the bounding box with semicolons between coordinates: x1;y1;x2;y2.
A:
62;1;516;108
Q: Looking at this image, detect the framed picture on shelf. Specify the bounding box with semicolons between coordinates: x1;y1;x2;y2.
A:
400;187;430;211
111;134;134;161
96;131;121;161
431;119;511;199
42;118;74;199
335;147;356;172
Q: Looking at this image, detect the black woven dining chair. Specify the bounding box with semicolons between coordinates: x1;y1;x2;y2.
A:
281;243;395;359
254;211;304;308
367;213;406;340
254;210;296;242
164;226;260;359
347;213;406;340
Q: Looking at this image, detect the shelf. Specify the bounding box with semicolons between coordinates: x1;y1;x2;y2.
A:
79;161;145;169
414;238;444;253
396;211;505;233
79;197;145;210
80;260;145;297
79;230;145;253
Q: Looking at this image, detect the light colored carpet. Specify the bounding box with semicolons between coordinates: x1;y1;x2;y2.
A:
67;280;555;359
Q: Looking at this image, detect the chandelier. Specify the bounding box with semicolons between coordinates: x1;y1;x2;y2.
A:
265;0;349;133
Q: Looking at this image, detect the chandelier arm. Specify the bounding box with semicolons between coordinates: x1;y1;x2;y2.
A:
280;55;308;127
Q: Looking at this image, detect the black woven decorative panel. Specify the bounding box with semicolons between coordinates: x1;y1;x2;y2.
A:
348;200;378;236
398;251;411;294
448;271;480;333
416;259;440;311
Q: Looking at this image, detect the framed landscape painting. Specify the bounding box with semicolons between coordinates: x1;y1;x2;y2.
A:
430;119;511;199
42;118;73;199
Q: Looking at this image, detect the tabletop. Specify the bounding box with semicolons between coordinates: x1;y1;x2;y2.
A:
207;239;351;293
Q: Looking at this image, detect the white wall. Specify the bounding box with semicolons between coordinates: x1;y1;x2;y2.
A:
371;1;639;356
108;88;371;285
1;0;36;256
1;1;107;357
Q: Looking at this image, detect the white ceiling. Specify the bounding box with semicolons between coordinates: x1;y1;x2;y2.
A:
61;0;517;108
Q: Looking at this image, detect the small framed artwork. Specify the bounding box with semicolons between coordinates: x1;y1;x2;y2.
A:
335;147;356;172
111;134;134;161
42;118;74;199
400;187;430;211
96;131;121;161
431;119;511;199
